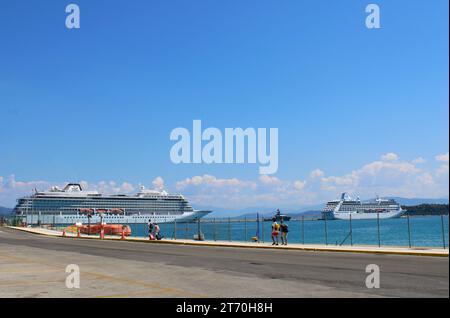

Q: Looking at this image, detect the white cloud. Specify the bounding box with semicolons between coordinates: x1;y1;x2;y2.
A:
416;173;434;185
412;157;426;164
6;174;48;189
259;175;282;185
175;174;257;191
310;169;325;178
381;152;399;161
436;164;449;177
152;177;165;190
435;152;449;177
120;182;135;193
318;154;449;199
436;153;449;163
2;152;448;210
0;175;53;207
293;180;306;191
84;180;135;195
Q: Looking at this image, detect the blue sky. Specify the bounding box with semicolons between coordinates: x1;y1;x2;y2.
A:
0;0;448;210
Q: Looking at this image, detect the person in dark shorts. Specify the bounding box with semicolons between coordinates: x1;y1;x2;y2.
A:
280;221;289;245
148;220;154;240
154;223;163;240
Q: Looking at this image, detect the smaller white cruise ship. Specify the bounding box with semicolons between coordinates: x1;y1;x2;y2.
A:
323;193;405;220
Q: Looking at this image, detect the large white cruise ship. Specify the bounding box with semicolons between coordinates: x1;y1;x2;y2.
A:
322;193;405;220
13;183;211;225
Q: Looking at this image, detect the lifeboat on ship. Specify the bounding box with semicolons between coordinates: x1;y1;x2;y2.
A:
79;208;94;215
109;208;124;215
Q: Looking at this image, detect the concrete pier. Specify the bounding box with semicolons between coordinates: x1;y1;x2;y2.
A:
0;227;448;298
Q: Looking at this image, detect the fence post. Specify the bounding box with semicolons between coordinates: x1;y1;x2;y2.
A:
213;218;217;241
377;212;381;247
441;213;446;250
185;222;188;240
228;217;231;241
261;219;264;243
324;213;328;246
349;214;353;246
244;217;247;242
407;212;412;248
174;218;177;240
197;218;201;241
302;216;305;244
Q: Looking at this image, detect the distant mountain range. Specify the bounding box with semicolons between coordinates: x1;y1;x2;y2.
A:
386;197;449;206
201;197;449;218
0;206;13;216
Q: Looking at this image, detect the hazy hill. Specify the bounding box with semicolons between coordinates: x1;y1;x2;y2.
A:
203;197;449;218
0;206;12;216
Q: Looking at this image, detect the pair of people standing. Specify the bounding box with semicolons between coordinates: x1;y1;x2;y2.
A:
148;220;162;240
271;218;289;246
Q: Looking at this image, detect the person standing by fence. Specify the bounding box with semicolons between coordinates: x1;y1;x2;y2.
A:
280;220;289;245
271;218;280;246
148;220;155;240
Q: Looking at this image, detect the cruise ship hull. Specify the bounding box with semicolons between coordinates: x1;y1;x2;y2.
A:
21;210;211;225
332;209;405;220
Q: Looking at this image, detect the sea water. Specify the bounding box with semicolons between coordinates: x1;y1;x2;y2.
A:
130;215;449;248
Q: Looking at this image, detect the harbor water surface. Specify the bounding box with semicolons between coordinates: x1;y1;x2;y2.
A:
129;215;449;248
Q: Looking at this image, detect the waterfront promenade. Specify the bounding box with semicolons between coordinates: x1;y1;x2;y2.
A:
0;227;448;297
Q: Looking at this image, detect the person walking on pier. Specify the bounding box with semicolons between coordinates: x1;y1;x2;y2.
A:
271;218;280;246
280;221;289;246
148;220;155;240
154;223;163;240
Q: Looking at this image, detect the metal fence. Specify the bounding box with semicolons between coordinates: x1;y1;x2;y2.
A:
4;213;449;249
161;214;449;249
